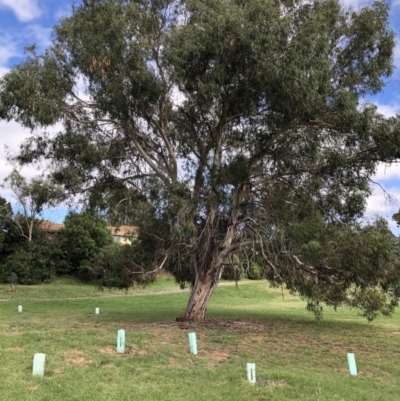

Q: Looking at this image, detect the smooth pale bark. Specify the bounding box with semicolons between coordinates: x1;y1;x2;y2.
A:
183;188;247;322
184;264;223;322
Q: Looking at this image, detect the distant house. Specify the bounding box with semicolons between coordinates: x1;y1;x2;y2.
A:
39;220;65;234
40;220;138;245
109;225;138;245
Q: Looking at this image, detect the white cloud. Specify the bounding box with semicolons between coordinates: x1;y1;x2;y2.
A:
0;121;39;200
394;42;400;70
372;163;400;181
340;0;374;9
0;35;18;69
367;162;400;235
0;24;52;74
374;101;400;117
24;24;52;49
54;4;72;21
366;185;400;214
0;44;16;66
0;0;41;22
0;119;79;223
364;184;400;233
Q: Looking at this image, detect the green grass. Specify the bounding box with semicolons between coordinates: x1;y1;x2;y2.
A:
0;275;182;300
0;275;253;301
1;280;400;400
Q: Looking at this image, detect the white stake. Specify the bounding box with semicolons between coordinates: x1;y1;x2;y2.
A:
95;307;100;315
188;332;198;355
247;363;256;384
18;305;22;313
32;353;46;377
347;353;357;376
117;329;125;353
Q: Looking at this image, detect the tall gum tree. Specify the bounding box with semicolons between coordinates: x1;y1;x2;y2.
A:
1;0;400;321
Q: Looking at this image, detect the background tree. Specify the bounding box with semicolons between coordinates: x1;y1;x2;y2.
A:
0;240;57;285
1;0;400;321
2;170;64;242
57;212;114;279
88;241;162;289
0;194;62;285
0;196;12;254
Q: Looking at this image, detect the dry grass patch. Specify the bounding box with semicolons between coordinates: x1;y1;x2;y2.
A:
159;319;271;334
99;345;147;356
265;379;288;388
131;348;148;356
1;329;24;335
167;357;184;369
99;345;122;355
159;331;179;344
64;349;91;366
8;346;23;352
198;349;230;362
28;384;40;391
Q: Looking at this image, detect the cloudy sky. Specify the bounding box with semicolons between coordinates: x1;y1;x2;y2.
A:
0;0;400;230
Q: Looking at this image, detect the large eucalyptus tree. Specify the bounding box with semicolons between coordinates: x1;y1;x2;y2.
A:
1;0;400;321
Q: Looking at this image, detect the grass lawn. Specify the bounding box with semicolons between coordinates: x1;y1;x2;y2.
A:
1;279;400;400
0;274;182;300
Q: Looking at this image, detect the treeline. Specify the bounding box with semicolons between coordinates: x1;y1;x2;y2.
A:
0;197;138;286
0;192;267;287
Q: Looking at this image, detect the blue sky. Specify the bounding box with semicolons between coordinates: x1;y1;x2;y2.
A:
0;0;399;230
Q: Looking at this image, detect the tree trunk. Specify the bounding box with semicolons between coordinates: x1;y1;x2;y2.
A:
184;263;222;322
183;189;242;322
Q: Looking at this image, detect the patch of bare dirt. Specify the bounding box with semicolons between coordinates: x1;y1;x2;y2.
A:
333;368;349;374
54;368;65;375
132;348;148;356
333;368;373;377
265;379;287;388
198;349;230;362
358;371;374;377
28;384;40;391
1;330;24;336
64;349;90;366
99;345;147;356
159;319;270;333
159;332;177;344
167;357;184;369
100;346;120;355
9;346;22;352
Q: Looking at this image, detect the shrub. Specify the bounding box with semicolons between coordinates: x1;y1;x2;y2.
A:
57;212;114;278
87;243;156;288
0;242;56;284
222;255;245;280
248;262;264;280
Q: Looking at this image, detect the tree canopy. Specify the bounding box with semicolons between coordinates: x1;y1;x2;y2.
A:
0;196;12;253
57;212;114;277
1;0;400;321
2;170;64;241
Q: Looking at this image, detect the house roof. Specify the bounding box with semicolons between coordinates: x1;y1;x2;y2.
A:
109;225;138;237
40;220;65;232
40;220;138;238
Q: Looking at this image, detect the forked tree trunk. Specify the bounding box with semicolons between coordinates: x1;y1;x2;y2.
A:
184;263;223;322
183;193;242;322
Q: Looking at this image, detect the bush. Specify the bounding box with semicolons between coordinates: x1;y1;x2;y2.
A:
247;262;264;280
222;255;245;280
0;242;56;284
87;243;157;288
57;212;114;278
